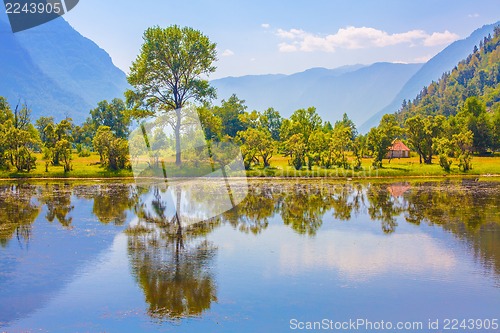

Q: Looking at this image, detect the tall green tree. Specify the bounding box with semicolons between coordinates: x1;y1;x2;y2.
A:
197;104;222;141
236;127;276;168
336;113;357;141
213;94;247;138
236;109;279;168
89;99;130;138
367;114;401;167
456;97;493;154
261;107;283;141
281;107;323;170
308;130;331;168
283;134;307;170
0;97;14;169
2;101;40;172
35;116;55;144
330;122;353;169
405;115;446;164
127;25;217;166
93;126;129;170
452;130;474;171
43;119;73;166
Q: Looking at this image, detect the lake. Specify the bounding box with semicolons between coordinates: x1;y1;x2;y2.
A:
0;179;499;333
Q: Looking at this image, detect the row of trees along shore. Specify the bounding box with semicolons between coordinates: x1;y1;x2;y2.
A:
0;25;498;174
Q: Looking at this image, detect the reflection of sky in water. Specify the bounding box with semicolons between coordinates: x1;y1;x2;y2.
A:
1;182;500;333
277;231;457;279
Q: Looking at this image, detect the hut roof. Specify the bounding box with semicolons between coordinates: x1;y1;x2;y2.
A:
389;140;410;151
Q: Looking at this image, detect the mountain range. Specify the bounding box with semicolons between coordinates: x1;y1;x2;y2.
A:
211;63;422;127
0;11;128;123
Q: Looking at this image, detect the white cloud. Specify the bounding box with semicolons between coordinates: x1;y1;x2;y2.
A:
468;13;480;18
221;49;235;57
261;23;270;29
278;42;298;53
275;26;460;53
276;28;306;39
423;30;460;46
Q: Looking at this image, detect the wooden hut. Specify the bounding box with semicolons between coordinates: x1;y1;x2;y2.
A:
386;140;410;159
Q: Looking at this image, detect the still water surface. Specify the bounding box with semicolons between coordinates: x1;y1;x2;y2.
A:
0;179;499;332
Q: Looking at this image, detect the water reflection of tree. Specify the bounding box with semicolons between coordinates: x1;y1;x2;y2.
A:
280;184;338;235
330;184;364;221
0;184;40;247
403;180;500;275
127;186;219;321
366;184;406;234
221;185;276;234
39;184;74;227
74;183;138;225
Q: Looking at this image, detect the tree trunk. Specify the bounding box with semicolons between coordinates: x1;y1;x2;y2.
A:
175;109;182;166
263;156;270;168
424;153;432;164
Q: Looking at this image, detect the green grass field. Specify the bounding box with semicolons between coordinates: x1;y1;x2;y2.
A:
0;152;133;179
0;151;499;179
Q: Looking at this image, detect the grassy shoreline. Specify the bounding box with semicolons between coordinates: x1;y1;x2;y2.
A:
0;152;499;180
1;174;498;183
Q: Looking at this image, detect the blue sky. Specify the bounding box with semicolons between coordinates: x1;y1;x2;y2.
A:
64;0;500;78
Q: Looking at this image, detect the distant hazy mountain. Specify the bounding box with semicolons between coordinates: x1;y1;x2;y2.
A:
0;12;128;123
359;21;500;133
212;63;422;126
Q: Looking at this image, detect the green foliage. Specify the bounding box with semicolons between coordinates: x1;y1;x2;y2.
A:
405;115;445;164
434;137;454;172
43;119;73;166
198;105;223;141
89;98;130;138
75;144;91;157
237;127;276;169
493;104;500;150
72;122;94;147
283;134;306;170
261;107;283;141
352;135;366;170
35;116;55;144
93;126;130;170
452;130;474;171
55;139;72;172
213;94;247;138
281;107;323;170
330;122;353;169
367;114;402;167
2;26;500;177
0;101;39;172
456;97;493;154
308;130;332;168
336;113;358;141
